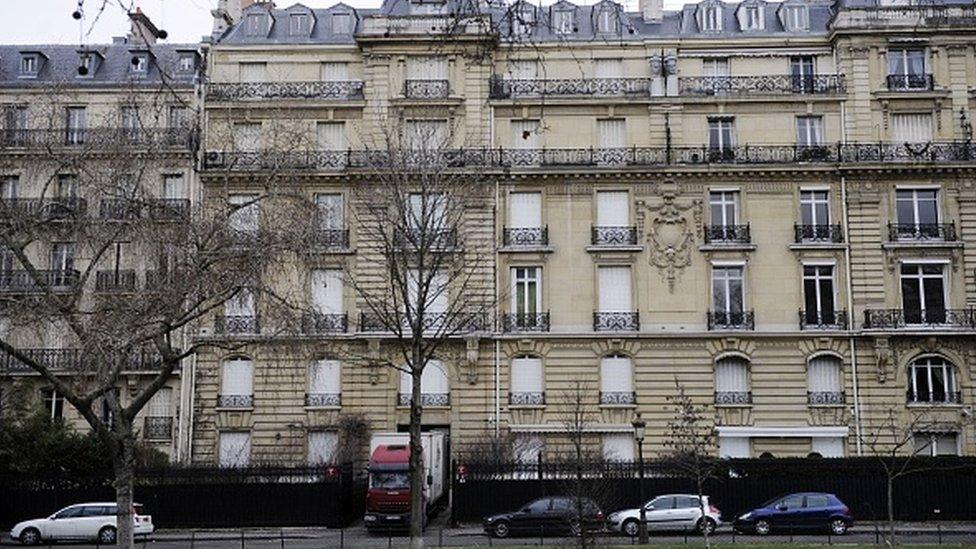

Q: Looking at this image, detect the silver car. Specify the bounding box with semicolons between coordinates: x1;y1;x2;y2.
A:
606;494;722;537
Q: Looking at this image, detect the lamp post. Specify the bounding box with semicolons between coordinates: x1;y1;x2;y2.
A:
632;412;648;544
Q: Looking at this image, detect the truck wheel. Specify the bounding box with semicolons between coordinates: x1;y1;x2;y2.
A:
492;521;511;538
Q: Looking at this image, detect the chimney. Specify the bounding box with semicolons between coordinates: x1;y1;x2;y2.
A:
640;0;663;23
211;0;264;34
128;8;162;45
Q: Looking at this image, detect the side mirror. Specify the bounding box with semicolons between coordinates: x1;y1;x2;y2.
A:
521;507;531;514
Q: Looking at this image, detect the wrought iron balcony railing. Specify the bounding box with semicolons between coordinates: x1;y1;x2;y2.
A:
310;228;350;251
799;310;849;330
207;81;365;101
302;312;348;334
489;76;653;99
678;74;845;96
509;391;545;406
502;226;548;247
0;128;196;149
0;198;87;220
704;224;751;244
808;391;846;405
393;228;458;250
864;308;976;329
359;311;487;333
715;391;752;405
0;270;80;293
398;392;450;406
0;348;81;372
600;391;636;405
907;389;962;405
404;79;450;99
95;270;137;293
795;224;844;243
306;392;342;407
149;199;191;221
217;394;254;408
213;315;260;335
593;311;639;332
98;198;190;221
143;417;173;440
886;73;934;91
591;226;638;246
888;222;956;242
501;312;550;333
707;310;756;330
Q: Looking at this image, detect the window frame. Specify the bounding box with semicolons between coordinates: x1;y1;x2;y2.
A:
711;264;745;315
511;266;542;316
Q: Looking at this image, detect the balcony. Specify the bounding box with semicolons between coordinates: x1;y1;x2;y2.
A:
509;391;545;406
95;270;137;293
0;198;87;221
393;228;457;251
218;394;254;408
888;223;956;242
593;311;639;332
359;312;487;333
310;228;350;251
143;417;174;441
591;226;638;246
0;270;80;294
0;128;195;150
100;198;190;221
206;81;364;101
704;224;751;245
799;310;849;330
502;226;548;247
404;79;450;99
863;308;976;330
398;392;450;407
489;76;652;99
808;391;846;406
306;392;342;407
678;74;845;96
707;311;755;330
715;391;752;405
600;391;636;406
833;4;976;30
302;313;348;334
0;348;80;372
501;312;550;333
907;389;962;405
359;14;491;37
213;315;260;335
886;74;934;91
795;224;844;244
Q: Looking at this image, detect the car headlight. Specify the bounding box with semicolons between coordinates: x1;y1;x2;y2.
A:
364;515;377;522
485;517;494;523
738;512;752;521
607;512;618;521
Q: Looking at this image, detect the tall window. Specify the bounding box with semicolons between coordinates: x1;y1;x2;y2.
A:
225;288;256;319
712;265;744;317
596;191;629;226
553;9;573;34
511;120;540;149
602;433;634;461
20;54;38;76
598;266;632;313
714;357;749;404
709;190;739;228
782;5;808;30
316;122;346;151
50;243;74;274
597;119;625;150
168;106;188;129
120;106;139;133
895;188;939;241
913;432;959;456
239;62;266;83
887;48;927;90
796;117;823;147
790;56;815;92
244;13;269;36
900;263;946;324
803;265;836;326
308;359;341;406
407;56;448;81
743;5;762;30
315;193;344;231
219;432;251;467
399;361;450;406
708;118;734;151
908;357;957;404
512;6;535;35
407;269;448;322
220;357;254;408
405;120;448;150
511;267;541;319
162;174;184;200
594;58;623;79
407;192;447;232
599;355;634;405
596;9;618;33
800;190;830;227
130;54;148;75
510;356;544;404
332;13;352;34
57;174;77;198
228;194;259;235
513;435;544;464
891;114;933;143
65;107;86;145
233;123;261;152
41;388;65;420
700;4;722;31
308;432;339;464
320;62;349;82
703;58;729;77
147;387;173;418
807;355;843;403
3;106;28;144
311;269;343;315
508;192;542;231
289;13;310;35
509;60;538;80
0;176;18;199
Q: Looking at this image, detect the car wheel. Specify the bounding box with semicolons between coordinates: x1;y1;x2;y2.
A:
829;518;848;535
754;519;771;536
98;526;118;545
19;528;41;546
622;519;640;538
492;521;510;539
697;517;717;535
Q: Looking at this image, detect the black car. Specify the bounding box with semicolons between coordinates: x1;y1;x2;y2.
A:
483;496;605;538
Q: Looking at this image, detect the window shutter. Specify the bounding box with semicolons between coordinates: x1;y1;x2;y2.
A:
596;191;629;226
891;114;932;143
219;432;251;467
513;435;544;464
718;436;750;458
715;358;748;392
598;266;632;311
163;175;184;199
807;356;842;393
239;63;266;83
233;124;261;152
511;120;539;149
509;192;542;227
402;361;450;395
309;359;341;394
511;357;543;393
321;62;349;81
311;269;343;314
316;122;345;151
308;432;339;464
221;358;254;397
510;60;538;79
224;289;255;317
811;437;845;458
597;119;625;149
602;433;634;461
316;194;344;229
600;356;634;393
147;387;172;416
406;120;448;149
594;59;622;78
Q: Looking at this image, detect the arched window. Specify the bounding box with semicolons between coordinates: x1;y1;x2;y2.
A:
807;355;844;404
219;357;253;408
399;360;450;406
908;356;958;404
714;356;750;404
600;354;635;405
510;356;544;405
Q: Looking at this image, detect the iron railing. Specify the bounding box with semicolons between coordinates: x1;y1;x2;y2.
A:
502;226;548;247
404;79;450;99
95;270;137;293
509;392;545;406
886;73;934;91
207;81;364;101
143;417;174;441
808;391;846;405
795;224;844;243
907;389;962;405
398;392;450;406
591;226;638;246
359;312;487;333
306;393;342;407
600;391;636;405
0;270;80;293
0;198;87;220
707;310;756;330
888;223;957;242
0;348;81;372
704;224;751;244
302;313;348;334
678;74;845;96
0;128;196;149
799;310;849;330
310;228;350;251
715;391;752;405
501;312;550;332
393;228;458;250
593;311;639;332
489;76;653;98
864;308;976;329
217;394;254;408
100;199;189;221
213;315;260;335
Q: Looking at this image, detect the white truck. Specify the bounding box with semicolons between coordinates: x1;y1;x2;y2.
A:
363;432;448;531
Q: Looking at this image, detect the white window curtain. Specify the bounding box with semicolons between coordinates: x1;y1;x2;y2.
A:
602;433;635;461
511;120;540;149
228;194;259;234
239;62;266;83
147;387;172;417
162;175;184;199
811;437;845;458
715;357;749;392
594;59;623;78
509;60;538;79
718;436;750;458
221;358;254;397
309;359;341;394
311;269;343;314
597;119;625;149
407;192;447;230
807;356;842;393
509;192;542;228
225;289;255;317
796;117;823;147
400;360;450;395
596;191;629;226
891;114;933;143
315;194;344;230
600;355;634;393
510;357;544;394
598;266;631;311
308;432;339;465
703;58;730;77
233;123;261;152
407;57;447;80
316;122;345;150
321;62;349;81
219;432;251;467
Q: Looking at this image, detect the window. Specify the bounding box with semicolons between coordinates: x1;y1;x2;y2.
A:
511;267;541;318
244;13;269;36
316;194;344;231
891;114;933;143
3;106;28;142
811;437;845;458
54;506;85;519
406;56;448;80
65;107;86;145
709;190;739;227
895;189;939;237
316;122;345;151
512;6;535;35
178;54;196;72
600;355;634;405
405;120;448;150
147;387;172;418
290;13;310;35
121;106;139;132
220;358;254;406
50;243;74;273
908;356;957;404
511;120;540;149
597;119;625;150
790;56;815;92
708;118;734;151
168;106;188;129
913;432;959;456
228;194;259;235
703;58;729;78
742;4;762;30
900;263;946;324
321;62;349;82
233;123;261;152
239;62;266;83
78;53;94;77
225;288;256;320
130;54;148;74
20;54;39;76
719;436;750;458
596;191;629;226
510;356;544;403
162;175;184;200
598;266;632;313
57;174;77;198
399;360;450;406
594;58;623;79
309;359;341;403
796;117;823;147
782;5;808;31
219;432;251;467
406;269;448;320
509;60;538;80
308;432;339;464
887;48;927;90
553;9;573;34
596;9;618;33
712;265;744;315
332;13;351;34
508;192;541;231
0;245;15;273
311;269;343;315
0;176;18;199
800;190;830;227
602;433;634;461
700;4;722;31
715;357;749;403
803;265;836;325
41;388;64;420
807;355;843;401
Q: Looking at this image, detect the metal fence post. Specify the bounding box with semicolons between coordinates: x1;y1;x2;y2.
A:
938;523;942;545
190;531;195;549
240;529;245;549
280;529;284;549
340;527;344;549
388;526;392;549
539;524;544;546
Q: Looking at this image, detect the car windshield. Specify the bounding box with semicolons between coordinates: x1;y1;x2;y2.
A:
760;496;782;508
371;472;409;489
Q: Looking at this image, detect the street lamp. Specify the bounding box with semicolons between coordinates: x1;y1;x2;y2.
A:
632;412;648;544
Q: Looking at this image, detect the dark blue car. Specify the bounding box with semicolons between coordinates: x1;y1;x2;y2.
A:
733;492;853;536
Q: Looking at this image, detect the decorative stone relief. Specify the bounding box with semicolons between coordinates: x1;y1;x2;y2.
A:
873;336;893;383
706;337;755;359
638;182;702;292
366;338;382;385
464;336;480;385
808;407;848;427
590;338;640;357
714;407;752;426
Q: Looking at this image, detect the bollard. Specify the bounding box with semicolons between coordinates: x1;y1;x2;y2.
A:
280;528;284;549
828;527;832;545
240;529;245;549
683;526;688;544
875;523;880;546
191;531;196;549
388;526;393;549
340;527;345;549
731;527;735;544
539;525;544;546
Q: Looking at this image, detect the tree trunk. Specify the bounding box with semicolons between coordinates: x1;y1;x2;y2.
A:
887;475;895;548
409;360;426;549
112;422;137;549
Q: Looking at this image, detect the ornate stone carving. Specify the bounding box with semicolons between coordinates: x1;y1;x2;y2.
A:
464;336;480;385
640;182;702;292
873;336;893;383
663;54;678;76
648;54;663;77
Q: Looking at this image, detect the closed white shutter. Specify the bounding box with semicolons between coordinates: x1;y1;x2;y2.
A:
596;191;629;226
602;433;634;461
239;62;266;83
597;119;625;149
308;432;339;464
598;266;631;311
715;358;748;392
400;360;450;395
600;355;634;393
511;357;543;393
233;123;261;152
891;114;933;143
594;59;622;78
718;436;750;458
320;62;349;81
807;356;842;393
510;60;538;79
509;192;542;228
311;269;343;314
406;120;448;150
147;387;172;417
511;120;539;149
316;122;345;151
315;194;344;230
219;432;251;467
225;289;255;317
162;175;184;199
811;437;845;458
429;271;448;314
408;57;447;79
309;359;341;394
221;358;254;397
228;194;259;233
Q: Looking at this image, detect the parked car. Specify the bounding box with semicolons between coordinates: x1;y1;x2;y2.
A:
606;494;722;536
483;496;604;538
733;492;852;536
10;502;154;545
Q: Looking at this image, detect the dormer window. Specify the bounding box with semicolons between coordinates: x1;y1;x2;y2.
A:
77;54;94;77
245;13;269;36
332;13;351;34
783;5;809;31
19;55;38;77
178;54;196;73
701;4;722;31
290;13;310;35
512;6;535;35
596;9;618;33
743;5;763;30
131;54;148;75
553;9;574;34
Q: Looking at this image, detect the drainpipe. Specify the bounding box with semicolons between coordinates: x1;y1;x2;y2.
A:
841;174;863;456
491;100;500;438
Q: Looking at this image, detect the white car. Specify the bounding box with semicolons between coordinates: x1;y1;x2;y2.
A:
10;502;154;545
606;494;722;537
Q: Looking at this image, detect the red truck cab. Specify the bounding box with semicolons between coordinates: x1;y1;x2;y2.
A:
364;444;415;531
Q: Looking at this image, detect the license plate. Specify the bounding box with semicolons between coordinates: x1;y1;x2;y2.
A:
386;516;399;521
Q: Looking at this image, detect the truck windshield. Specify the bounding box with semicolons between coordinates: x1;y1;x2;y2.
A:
371;472;409;489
